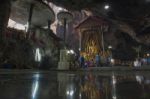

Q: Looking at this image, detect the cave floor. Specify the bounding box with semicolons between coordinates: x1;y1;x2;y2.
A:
0;69;150;99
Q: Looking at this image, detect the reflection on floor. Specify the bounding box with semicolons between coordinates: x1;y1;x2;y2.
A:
0;71;150;99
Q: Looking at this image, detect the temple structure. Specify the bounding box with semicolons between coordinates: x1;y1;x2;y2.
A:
75;16;110;61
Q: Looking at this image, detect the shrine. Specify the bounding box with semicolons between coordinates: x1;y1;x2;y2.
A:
75;16;110;62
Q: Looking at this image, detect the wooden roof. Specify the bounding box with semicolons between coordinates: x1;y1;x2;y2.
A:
75;16;109;30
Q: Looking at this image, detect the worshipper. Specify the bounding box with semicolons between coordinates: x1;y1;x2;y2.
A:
79;55;85;68
141;58;147;66
89;59;94;67
134;58;141;67
95;54;101;67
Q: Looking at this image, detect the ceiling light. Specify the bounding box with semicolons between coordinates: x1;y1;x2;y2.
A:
104;4;110;10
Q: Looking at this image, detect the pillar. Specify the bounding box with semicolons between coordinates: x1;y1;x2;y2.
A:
0;0;11;43
48;20;51;30
63;18;67;48
26;3;34;38
79;30;82;51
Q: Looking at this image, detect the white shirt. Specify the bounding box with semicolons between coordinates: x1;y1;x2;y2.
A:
134;60;141;67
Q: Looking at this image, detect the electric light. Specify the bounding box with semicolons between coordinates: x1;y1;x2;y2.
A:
104;4;110;10
108;45;112;49
111;59;115;64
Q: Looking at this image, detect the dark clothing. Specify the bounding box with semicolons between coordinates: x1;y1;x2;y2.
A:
95;55;100;67
79;56;85;68
2;63;15;69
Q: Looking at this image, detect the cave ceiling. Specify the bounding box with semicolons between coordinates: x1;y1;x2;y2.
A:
10;0;55;27
45;0;150;46
10;0;150;47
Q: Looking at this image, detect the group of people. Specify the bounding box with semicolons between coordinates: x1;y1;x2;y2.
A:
79;55;150;68
79;54;112;68
134;58;150;67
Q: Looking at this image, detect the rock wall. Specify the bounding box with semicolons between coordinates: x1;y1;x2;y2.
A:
0;0;11;42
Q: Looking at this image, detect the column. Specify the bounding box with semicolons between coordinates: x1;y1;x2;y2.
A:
79;30;82;51
26;3;34;38
0;0;11;43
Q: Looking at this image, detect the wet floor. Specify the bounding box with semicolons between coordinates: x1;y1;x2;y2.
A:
0;71;150;99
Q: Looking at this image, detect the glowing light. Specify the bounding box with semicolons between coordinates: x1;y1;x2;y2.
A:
104;4;110;10
66;90;74;96
67;50;75;54
112;75;116;85
32;81;39;99
147;53;150;57
66;91;70;95
67;50;70;54
136;75;143;84
35;48;42;62
112;96;117;99
70;50;74;54
112;74;117;99
79;93;82;98
34;73;40;78
111;59;115;63
8;19;26;30
79;48;81;51
32;74;40;99
108;45;112;49
69;90;74;96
